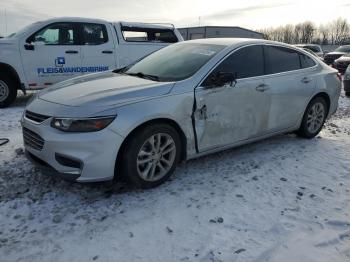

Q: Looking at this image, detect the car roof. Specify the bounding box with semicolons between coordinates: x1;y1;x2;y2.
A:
180;38;294;48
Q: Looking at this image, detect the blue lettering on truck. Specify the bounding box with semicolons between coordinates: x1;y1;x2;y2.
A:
37;66;109;75
38;57;109;76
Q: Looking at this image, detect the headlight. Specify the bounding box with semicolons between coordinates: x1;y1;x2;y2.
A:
51;116;116;132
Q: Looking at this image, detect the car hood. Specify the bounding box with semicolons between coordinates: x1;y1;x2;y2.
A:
0;38;15;45
38;72;175;107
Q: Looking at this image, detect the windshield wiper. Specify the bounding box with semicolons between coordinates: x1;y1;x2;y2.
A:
126;72;160;82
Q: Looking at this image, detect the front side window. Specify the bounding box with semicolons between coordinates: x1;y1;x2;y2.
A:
265;46;301;74
28;23;77;45
124;43;225;81
202;45;264;87
82;23;108;45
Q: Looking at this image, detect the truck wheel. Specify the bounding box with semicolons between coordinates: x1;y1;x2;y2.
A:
0;75;17;108
122;124;181;189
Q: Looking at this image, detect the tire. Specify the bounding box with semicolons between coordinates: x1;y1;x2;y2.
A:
122;124;181;189
296;97;328;138
0;75;17;108
346;92;350;97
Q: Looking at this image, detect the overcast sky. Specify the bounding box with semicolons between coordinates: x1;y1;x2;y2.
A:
1;0;350;36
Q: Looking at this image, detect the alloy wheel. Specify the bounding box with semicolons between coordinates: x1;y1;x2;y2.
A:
136;133;176;182
306;102;325;134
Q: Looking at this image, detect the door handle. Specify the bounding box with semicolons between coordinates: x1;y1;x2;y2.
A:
102;50;113;54
301;77;312;84
65;50;79;54
255;84;270;92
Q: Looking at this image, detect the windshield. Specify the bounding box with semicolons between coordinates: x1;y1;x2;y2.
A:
335;46;350;53
7;22;42;38
124;43;225;81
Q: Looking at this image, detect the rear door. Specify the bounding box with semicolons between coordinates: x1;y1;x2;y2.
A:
194;45;270;152
21;22;82;88
80;23;117;73
263;45;316;132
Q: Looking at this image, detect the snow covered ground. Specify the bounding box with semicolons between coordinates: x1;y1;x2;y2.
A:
0;92;350;262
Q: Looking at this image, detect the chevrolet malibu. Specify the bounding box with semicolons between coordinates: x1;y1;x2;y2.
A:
22;38;341;188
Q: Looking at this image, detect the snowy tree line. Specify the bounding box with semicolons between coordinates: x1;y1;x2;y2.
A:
258;17;350;45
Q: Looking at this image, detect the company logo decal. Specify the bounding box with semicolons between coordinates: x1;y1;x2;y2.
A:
37;57;109;76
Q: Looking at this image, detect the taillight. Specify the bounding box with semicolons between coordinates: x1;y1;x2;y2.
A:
336;73;342;82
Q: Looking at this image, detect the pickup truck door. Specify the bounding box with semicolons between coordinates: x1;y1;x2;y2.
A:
20;22;82;88
80;23;117;72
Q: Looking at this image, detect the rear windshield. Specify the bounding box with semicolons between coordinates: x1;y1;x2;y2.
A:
303;45;321;53
124;43;225;81
121;27;178;43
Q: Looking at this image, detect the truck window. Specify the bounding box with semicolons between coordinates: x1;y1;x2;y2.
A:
28;23;77;45
121;27;178;43
82;23;108;45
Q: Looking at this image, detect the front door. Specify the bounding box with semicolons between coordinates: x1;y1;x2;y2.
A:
194;45;270;152
21;22;82;88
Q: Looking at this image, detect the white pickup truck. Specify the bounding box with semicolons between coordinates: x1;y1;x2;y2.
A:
0;17;183;107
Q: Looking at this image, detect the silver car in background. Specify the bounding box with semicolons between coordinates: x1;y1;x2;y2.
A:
22;38;341;188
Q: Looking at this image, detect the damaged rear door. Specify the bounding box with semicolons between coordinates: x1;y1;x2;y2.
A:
193;44;270;152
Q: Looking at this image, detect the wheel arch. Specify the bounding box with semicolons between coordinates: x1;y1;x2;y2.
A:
114;117;188;179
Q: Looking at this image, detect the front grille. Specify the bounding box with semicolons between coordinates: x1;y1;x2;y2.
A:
23;127;45;151
25;110;50;123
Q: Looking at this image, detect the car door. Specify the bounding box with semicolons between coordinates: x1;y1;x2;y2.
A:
80;23;117;73
262;45;316;132
194;45;270;152
21;22;82;88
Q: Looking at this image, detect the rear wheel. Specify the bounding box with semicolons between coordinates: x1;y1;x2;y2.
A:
0;75;17;108
122;124;181;189
296;97;328;138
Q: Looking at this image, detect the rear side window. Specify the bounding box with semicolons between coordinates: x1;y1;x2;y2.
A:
82;23;108;45
121;27;178;43
28;23;77;45
300;53;316;68
207;45;264;81
265;46;301;74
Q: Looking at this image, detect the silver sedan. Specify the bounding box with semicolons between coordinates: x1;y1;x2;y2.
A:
22;38;341;188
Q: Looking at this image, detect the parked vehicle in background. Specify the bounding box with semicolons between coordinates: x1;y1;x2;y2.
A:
0;17;183;108
22;38;341;188
299;47;324;62
295;44;324;58
324;45;350;65
333;54;350;74
344;65;350;97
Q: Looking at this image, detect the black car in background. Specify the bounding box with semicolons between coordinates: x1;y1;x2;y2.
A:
324;45;350;65
334;54;350;74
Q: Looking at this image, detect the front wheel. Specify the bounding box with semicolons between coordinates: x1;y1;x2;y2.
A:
296;97;328;138
122;124;181;189
0;76;17;108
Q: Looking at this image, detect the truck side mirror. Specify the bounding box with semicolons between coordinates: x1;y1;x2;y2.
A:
24;43;34;51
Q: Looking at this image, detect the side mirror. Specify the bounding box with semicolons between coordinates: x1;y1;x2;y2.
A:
24;43;34;51
214;72;236;87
